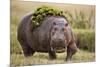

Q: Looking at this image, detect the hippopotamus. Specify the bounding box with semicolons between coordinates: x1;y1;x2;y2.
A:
17;12;78;61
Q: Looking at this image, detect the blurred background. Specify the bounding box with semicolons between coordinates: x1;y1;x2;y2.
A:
10;1;95;66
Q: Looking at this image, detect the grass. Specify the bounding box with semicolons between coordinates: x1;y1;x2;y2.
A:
73;29;95;52
10;50;95;66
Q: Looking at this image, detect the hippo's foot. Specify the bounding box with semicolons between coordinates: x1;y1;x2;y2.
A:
66;60;72;63
48;51;56;60
22;45;35;57
24;50;35;57
66;57;71;61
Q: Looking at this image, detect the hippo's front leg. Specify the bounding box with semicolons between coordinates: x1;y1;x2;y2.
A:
66;42;78;61
48;47;56;60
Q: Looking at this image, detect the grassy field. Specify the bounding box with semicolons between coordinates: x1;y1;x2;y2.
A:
11;1;95;66
11;50;95;66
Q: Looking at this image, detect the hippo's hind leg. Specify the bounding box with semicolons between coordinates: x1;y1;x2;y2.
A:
66;42;78;61
19;39;35;57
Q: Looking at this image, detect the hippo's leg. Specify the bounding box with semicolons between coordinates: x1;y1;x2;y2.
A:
19;40;35;57
66;42;78;61
48;47;56;60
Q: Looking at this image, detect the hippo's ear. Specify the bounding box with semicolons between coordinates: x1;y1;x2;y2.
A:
65;23;68;27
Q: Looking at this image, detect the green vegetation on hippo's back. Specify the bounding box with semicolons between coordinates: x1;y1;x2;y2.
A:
31;6;66;28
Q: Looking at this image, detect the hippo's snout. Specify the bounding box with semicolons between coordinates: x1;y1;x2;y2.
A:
52;38;65;45
53;37;64;43
51;38;66;49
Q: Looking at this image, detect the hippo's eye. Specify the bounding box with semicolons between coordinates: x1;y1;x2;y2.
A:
65;23;68;27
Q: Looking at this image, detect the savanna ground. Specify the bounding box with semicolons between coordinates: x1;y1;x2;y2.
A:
11;1;95;66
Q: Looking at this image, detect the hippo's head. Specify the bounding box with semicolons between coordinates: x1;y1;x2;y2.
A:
50;17;71;50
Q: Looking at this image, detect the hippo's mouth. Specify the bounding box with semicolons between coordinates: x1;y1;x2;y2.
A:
51;42;67;48
50;42;67;53
55;47;66;53
50;40;68;53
